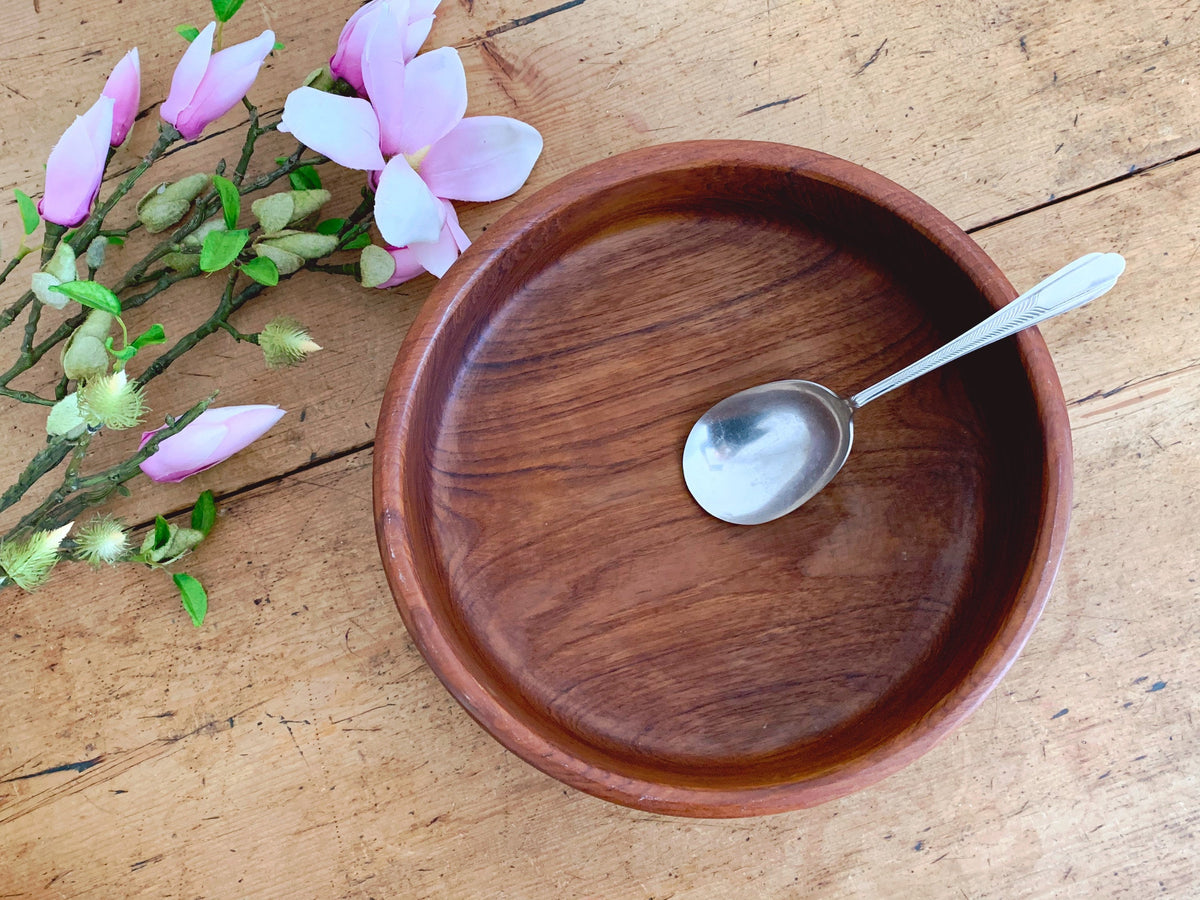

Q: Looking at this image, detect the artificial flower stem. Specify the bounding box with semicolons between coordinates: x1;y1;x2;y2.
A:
217;320;258;344
0;439;73;517
0;386;55;406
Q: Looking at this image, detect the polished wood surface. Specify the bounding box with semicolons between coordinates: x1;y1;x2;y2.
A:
3;0;1199;895
374;142;1072;815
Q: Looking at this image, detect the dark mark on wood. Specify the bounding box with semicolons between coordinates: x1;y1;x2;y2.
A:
739;94;807;117
485;0;586;38
855;38;888;75
130;854;163;872
1051;708;1068;720
1098;770;1110;779
2;755;103;782
1133;675;1149;684
1019;36;1029;57
1148;681;1167;692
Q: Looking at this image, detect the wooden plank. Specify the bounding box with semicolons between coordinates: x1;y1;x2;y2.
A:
3;148;1200;896
4;0;1200;533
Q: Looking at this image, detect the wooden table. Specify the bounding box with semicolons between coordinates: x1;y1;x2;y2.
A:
2;0;1198;896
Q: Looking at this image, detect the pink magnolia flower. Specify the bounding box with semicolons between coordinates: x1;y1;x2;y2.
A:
330;0;441;94
161;22;276;140
39;95;115;227
139;405;285;483
102;48;141;146
280;18;542;274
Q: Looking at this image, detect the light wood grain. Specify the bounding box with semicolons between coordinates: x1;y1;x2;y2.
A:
4;0;1200;529
2;0;1200;896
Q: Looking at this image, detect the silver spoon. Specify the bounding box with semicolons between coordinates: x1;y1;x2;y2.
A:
682;252;1126;525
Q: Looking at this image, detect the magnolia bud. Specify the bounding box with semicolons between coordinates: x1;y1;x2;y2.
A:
302;65;336;92
257;230;339;261
137;174;212;233
61;309;115;381
85;236;108;271
253;243;304;276
182;216;227;249
251;189;332;235
359;244;396;289
45;241;78;283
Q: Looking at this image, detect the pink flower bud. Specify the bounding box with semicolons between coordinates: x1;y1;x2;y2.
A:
161;23;276;141
139;405;285;483
330;0;438;95
39;96;115;227
102;48;141;146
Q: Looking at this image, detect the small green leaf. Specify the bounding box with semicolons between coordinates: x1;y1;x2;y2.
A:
315;218;346;236
153;515;171;550
176;24;201;42
106;235;126;247
199;228;249;273
210;0;245;23
342;233;371;250
239;255;279;286
174;573;208;627
131;323;167;350
105;336;138;361
212;174;240;230
48;280;122;315
116;484;132;497
289;166;322;191
273;40;285;52
14;189;39;235
191;490;217;536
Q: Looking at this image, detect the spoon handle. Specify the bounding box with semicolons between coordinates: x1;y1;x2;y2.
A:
848;252;1126;410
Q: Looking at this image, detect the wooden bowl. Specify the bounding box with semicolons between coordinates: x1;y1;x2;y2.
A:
373;142;1072;817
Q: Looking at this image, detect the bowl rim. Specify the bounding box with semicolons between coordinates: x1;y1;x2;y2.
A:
373;140;1074;817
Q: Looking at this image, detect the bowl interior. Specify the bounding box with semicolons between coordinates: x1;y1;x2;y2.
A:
376;143;1069;816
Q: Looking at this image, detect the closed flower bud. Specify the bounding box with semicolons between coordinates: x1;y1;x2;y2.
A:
75;515;129;567
32;243;79;309
256;230;339;261
259;316;321;369
250;189;332;234
137;173;212;233
85;235;108;271
253;243;304;276
0;521;72;591
46;393;86;438
359;244;397;288
61;309;115;381
303;65;336;92
159;251;201;273
182;216;227;249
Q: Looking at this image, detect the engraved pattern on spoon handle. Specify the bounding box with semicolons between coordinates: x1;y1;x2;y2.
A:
848;252;1126;410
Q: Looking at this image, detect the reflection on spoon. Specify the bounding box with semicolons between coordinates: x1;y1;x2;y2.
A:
682;252;1126;525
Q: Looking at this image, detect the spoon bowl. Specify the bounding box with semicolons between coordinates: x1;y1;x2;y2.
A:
684;252;1126;525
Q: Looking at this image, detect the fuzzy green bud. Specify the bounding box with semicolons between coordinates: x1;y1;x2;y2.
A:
253;243;305;276
258;230;339;261
76;369;146;430
0;522;72;591
61;309;115;381
75;515;129;567
137;174;212;233
303;65;336;92
159;251;201;273
139;524;206;565
85;236;108;271
46;393;86;438
259;316;322;369
32;243;79;309
251;191;332;235
181;216;227;249
359;244;396;289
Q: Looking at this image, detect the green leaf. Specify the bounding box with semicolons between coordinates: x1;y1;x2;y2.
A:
176;24;201;42
14;189;39;235
210;0;245;23
191;490;217;536
153;516;171;550
315;218;346;236
174;573;208;627
239;255;279;286
106;235;126;247
289;166;322;191
212;174;240;230
48;280;122;315
130;323;167;350
199;228;249;273
105;336;138;362
342;233;371;250
273;40;285;52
